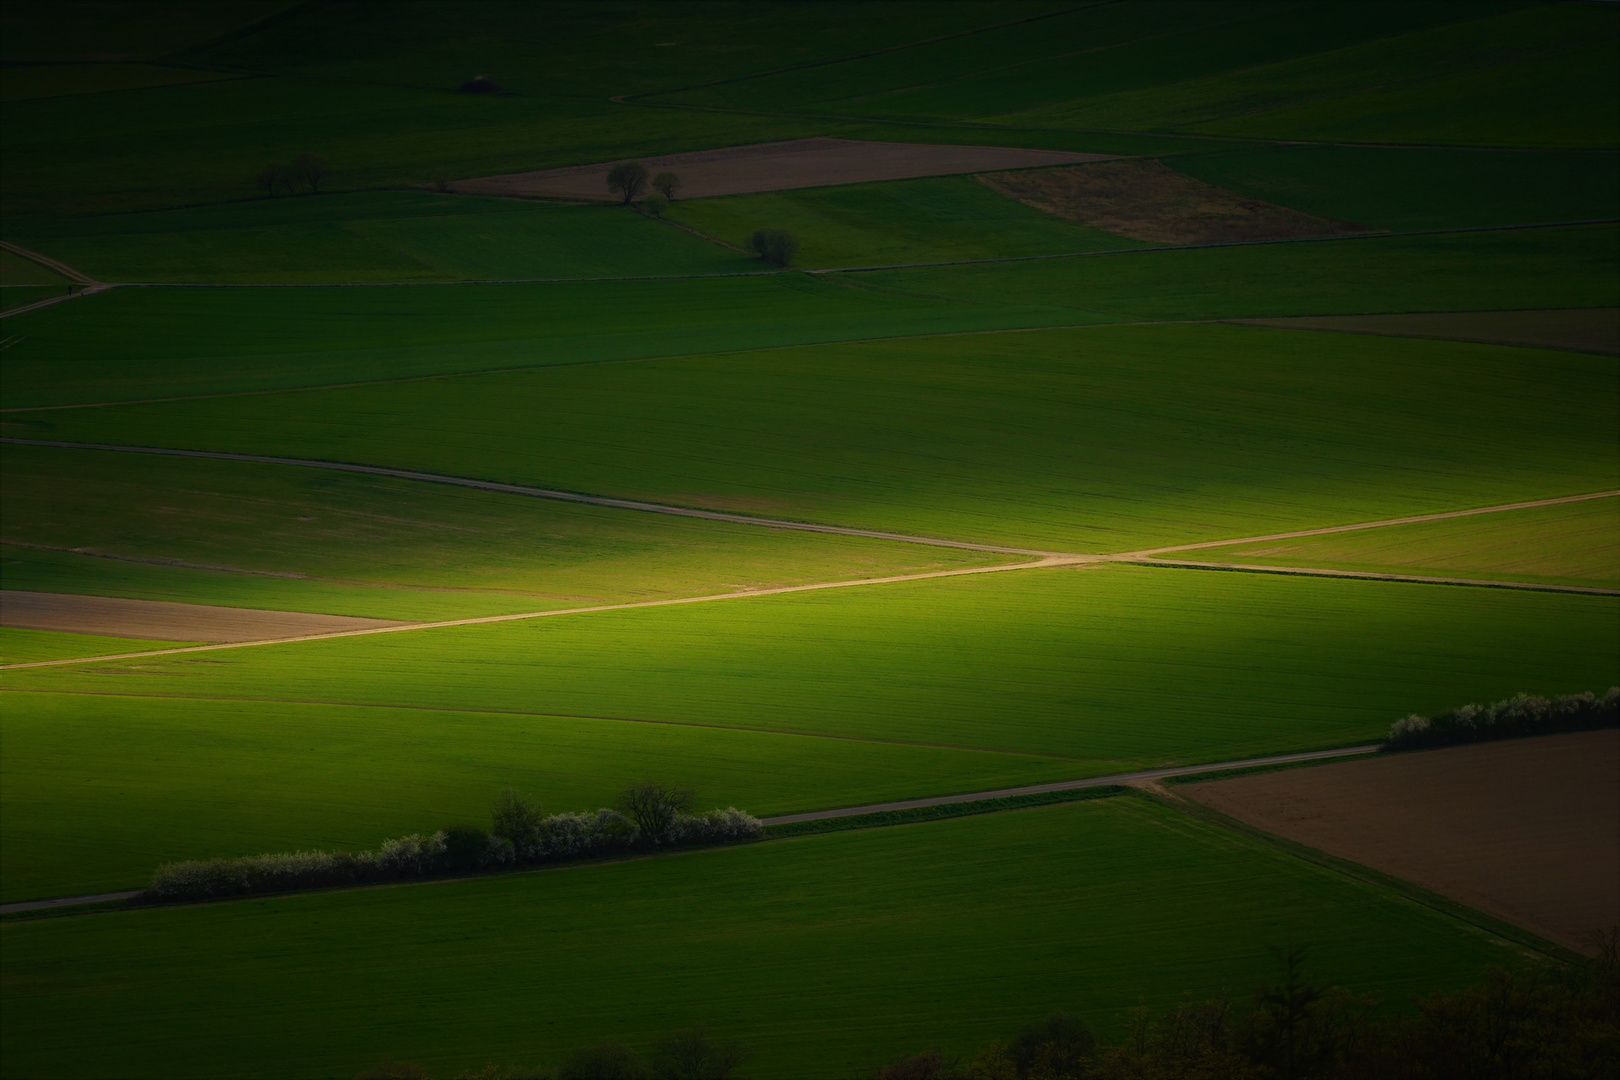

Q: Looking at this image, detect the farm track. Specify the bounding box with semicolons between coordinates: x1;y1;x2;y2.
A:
0;743;1377;916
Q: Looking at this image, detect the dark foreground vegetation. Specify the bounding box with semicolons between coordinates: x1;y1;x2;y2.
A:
1384;688;1618;752
352;940;1620;1080
147;784;760;903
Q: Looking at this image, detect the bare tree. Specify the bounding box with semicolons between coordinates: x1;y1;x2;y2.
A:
257;161;282;196
606;161;649;204
653;1025;747;1080
617;781;693;844
293;152;328;194
643;192;668;218
652;170;682;201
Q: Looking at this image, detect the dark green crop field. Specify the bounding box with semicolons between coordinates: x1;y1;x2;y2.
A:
3;3;1616;1075
18;322;1614;550
0;796;1519;1080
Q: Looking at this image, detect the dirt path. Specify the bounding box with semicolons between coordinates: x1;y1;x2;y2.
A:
0;242;112;319
0;744;1375;914
1235;309;1620;356
1110;558;1620;596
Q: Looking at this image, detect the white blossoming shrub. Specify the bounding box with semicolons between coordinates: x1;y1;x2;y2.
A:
145;797;759;904
1384;688;1618;751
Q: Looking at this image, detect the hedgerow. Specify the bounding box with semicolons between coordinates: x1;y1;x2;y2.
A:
1384;687;1618;751
147;792;761;904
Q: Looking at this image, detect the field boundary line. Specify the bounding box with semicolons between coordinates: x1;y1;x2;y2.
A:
1113;557;1620;596
0;438;1058;555
0;556;1088;671
0;744;1375;914
1121;490;1620;555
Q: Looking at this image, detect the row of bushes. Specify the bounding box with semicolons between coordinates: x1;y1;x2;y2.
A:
148;785;760;903
1384;687;1618;751
352;938;1619;1079
256;152;328;195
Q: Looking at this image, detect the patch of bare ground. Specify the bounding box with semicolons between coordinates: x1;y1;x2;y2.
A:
1235;308;1620;355
454;138;1110;200
977;158;1373;245
1183;730;1620;954
0;590;404;642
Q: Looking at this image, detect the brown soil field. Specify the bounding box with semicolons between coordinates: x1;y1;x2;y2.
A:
0;590;403;642
1183;730;1620;954
454;138;1109;200
978;158;1371;245
1237;308;1620;355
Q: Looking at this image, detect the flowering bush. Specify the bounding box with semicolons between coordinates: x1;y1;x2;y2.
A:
1385;687;1618;751
146;797;762;904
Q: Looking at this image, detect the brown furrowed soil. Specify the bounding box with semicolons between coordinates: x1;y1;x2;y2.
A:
1183;730;1620;954
978;158;1372;244
454;138;1109;200
1236;308;1620;355
0;590;403;642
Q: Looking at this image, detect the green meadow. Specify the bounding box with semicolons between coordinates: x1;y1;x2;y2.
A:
1196;497;1620;590
21;323;1616;550
6;565;1615;899
0;444;1004;620
0;795;1521;1080
0;627;190;666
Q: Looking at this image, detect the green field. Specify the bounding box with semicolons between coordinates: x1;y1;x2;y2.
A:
0;795;1522;1080
6;565;1615;900
0;444;1004;620
19;322;1615;551
3;190;757;284
0;627;192;666
1194;497;1620;590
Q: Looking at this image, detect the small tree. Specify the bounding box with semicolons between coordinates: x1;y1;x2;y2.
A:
293;152;327;194
560;1041;651;1080
652;1025;747;1080
490;789;544;849
652;170;682;201
642;192;668;218
606;161;649;204
257;161;282;196
617;781;693;845
750;228;798;267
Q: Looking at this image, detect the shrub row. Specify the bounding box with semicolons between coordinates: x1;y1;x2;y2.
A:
148;795;760;904
1384;687;1618;751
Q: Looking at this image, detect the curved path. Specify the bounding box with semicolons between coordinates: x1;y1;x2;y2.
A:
0;743;1377;915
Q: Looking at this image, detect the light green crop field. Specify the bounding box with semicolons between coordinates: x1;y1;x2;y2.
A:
7;566;1614;811
0;444;1003;620
1195;497;1620;590
0;628;193;666
5;191;754;284
0;690;1093;902
23;323;1616;551
1166;147;1620;232
0;796;1523;1080
666;176;1144;269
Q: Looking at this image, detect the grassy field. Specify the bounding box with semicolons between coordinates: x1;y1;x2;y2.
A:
0;443;1004;620
1193;497;1620;590
20;322;1615;551
666;176;1144;269
0;628;192;666
0;795;1526;1079
1166;146;1620;232
4;190;755;284
0;689;1096;902
15;561;1609;760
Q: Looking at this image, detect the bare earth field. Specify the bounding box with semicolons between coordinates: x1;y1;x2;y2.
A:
0;590;403;642
1238;308;1620;354
1183;731;1620;954
455;138;1110;200
978;159;1371;245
